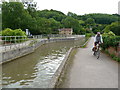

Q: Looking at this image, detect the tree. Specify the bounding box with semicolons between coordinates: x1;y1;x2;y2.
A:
85;18;95;25
2;2;119;35
1;28;26;36
92;24;106;34
103;31;115;36
37;9;66;22
62;16;84;34
1;28;26;43
49;18;62;34
103;22;120;35
80;13;119;24
79;20;85;26
23;2;37;18
2;2;32;31
67;12;78;19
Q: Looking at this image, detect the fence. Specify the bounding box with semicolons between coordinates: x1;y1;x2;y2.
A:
0;35;85;52
0;36;29;52
33;34;85;39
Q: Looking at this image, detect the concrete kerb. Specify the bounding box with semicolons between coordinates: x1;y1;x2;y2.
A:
48;47;73;88
48;37;91;88
76;37;91;48
80;37;91;47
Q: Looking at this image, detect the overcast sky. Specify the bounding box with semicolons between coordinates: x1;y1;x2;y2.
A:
34;0;119;15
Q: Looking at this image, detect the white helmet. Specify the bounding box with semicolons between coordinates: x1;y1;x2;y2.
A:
97;32;100;34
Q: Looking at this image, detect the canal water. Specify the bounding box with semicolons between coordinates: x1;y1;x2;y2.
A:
2;38;86;88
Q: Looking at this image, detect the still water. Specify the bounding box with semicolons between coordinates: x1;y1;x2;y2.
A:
2;38;86;88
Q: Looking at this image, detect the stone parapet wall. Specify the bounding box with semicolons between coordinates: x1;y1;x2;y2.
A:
107;42;120;58
1;37;77;64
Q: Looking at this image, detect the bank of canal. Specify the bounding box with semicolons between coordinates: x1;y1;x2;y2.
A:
2;37;86;88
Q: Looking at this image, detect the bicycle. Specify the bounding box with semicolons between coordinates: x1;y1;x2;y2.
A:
93;43;100;59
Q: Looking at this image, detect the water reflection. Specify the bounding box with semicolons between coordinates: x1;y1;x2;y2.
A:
2;38;86;88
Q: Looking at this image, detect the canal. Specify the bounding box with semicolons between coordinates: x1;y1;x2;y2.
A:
2;38;86;88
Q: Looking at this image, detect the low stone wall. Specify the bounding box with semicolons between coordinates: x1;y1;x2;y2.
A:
1;37;78;64
2;46;34;64
107;44;120;58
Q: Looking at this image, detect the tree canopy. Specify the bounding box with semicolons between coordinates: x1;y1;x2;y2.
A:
79;13;119;24
1;2;120;35
103;22;120;35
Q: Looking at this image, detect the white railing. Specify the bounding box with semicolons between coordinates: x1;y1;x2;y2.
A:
33;34;85;39
0;35;85;52
0;36;27;45
0;36;30;52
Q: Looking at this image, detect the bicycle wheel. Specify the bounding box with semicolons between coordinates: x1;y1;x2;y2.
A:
96;50;100;59
93;51;96;56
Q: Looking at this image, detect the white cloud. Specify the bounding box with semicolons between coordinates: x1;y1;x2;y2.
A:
35;0;119;15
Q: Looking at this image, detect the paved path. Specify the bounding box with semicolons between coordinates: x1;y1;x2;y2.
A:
59;37;118;88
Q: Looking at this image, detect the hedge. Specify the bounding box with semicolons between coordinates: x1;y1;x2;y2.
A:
101;36;120;50
1;28;27;43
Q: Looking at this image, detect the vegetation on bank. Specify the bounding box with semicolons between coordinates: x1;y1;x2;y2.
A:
0;28;27;43
101;31;120;61
104;49;120;62
101;35;120;50
1;28;26;36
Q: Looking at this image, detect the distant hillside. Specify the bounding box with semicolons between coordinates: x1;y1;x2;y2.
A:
78;13;119;24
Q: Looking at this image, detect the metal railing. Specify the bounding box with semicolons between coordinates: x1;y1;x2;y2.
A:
0;36;30;52
0;35;85;52
0;36;27;45
33;34;85;39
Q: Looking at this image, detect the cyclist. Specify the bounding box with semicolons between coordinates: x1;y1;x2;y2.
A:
92;32;103;52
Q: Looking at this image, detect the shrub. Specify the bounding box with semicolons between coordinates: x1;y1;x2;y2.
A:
1;28;14;36
102;36;120;62
13;29;26;36
85;33;92;37
101;31;119;50
1;28;27;43
101;36;120;50
102;31;115;37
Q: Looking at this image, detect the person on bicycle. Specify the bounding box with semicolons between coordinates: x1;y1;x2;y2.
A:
93;32;103;51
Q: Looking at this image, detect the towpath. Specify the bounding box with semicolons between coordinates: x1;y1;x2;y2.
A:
59;37;118;88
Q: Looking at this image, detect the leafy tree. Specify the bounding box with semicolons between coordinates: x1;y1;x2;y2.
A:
79;20;85;26
13;29;26;36
23;2;37;18
67;12;78;19
49;18;62;34
80;13;119;24
62;16;84;34
1;28;26;42
103;31;115;36
2;2;119;35
1;28;26;36
92;24;106;34
103;22;120;35
1;28;14;36
30;17;61;34
37;9;66;22
85;18;95;25
2;2;32;31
